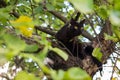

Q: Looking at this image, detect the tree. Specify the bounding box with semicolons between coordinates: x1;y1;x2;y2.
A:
0;0;120;80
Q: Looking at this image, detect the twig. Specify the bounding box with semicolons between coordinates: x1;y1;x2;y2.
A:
10;9;20;18
81;30;94;41
84;15;103;50
84;15;97;36
0;74;11;80
48;10;68;23
110;55;118;80
10;6;94;41
35;26;56;36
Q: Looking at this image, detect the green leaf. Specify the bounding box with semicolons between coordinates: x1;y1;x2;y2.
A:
97;6;108;19
46;3;55;10
14;71;39;80
24;44;39;52
50;70;65;80
69;0;93;13
20;54;50;74
3;34;26;59
0;6;12;24
4;34;26;51
114;0;120;11
92;48;102;62
112;26;120;39
33;0;42;3
57;70;65;80
49;47;68;61
104;33;118;42
39;46;49;61
64;67;91;80
110;11;120;26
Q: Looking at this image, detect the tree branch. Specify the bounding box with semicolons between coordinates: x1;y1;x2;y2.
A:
48;10;68;23
10;9;20;18
35;26;56;36
81;30;94;41
10;9;94;41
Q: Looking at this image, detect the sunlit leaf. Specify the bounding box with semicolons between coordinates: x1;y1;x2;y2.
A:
64;67;91;80
111;26;120;40
38;46;49;61
46;3;55;10
113;29;120;39
14;71;39;80
10;16;34;37
4;34;26;51
33;0;42;3
92;48;102;62
0;6;12;24
104;33;118;42
97;6;108;19
57;70;65;80
69;0;93;13
110;11;120;26
49;47;68;61
24;44;39;52
50;70;65;80
114;0;120;11
20;53;50;74
3;34;26;59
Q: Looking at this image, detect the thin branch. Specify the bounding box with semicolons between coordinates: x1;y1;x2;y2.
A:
0;74;11;80
10;9;20;18
84;15;98;36
35;26;56;36
84;14;103;50
48;10;94;40
48;10;68;23
81;30;94;41
10;8;94;41
110;55;118;80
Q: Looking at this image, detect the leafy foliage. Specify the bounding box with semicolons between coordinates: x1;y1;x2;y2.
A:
0;0;120;80
14;71;39;80
10;16;34;37
92;48;102;62
69;0;93;13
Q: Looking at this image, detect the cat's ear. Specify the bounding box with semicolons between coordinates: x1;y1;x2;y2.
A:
79;19;85;27
74;12;81;21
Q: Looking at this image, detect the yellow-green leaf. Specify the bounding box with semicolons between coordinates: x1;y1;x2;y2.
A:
92;48;102;62
69;0;93;13
50;47;68;61
64;67;91;80
14;71;39;80
10;16;34;37
3;34;26;59
110;11;120;26
104;33;118;42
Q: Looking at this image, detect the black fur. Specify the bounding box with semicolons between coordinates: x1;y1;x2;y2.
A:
55;13;102;72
